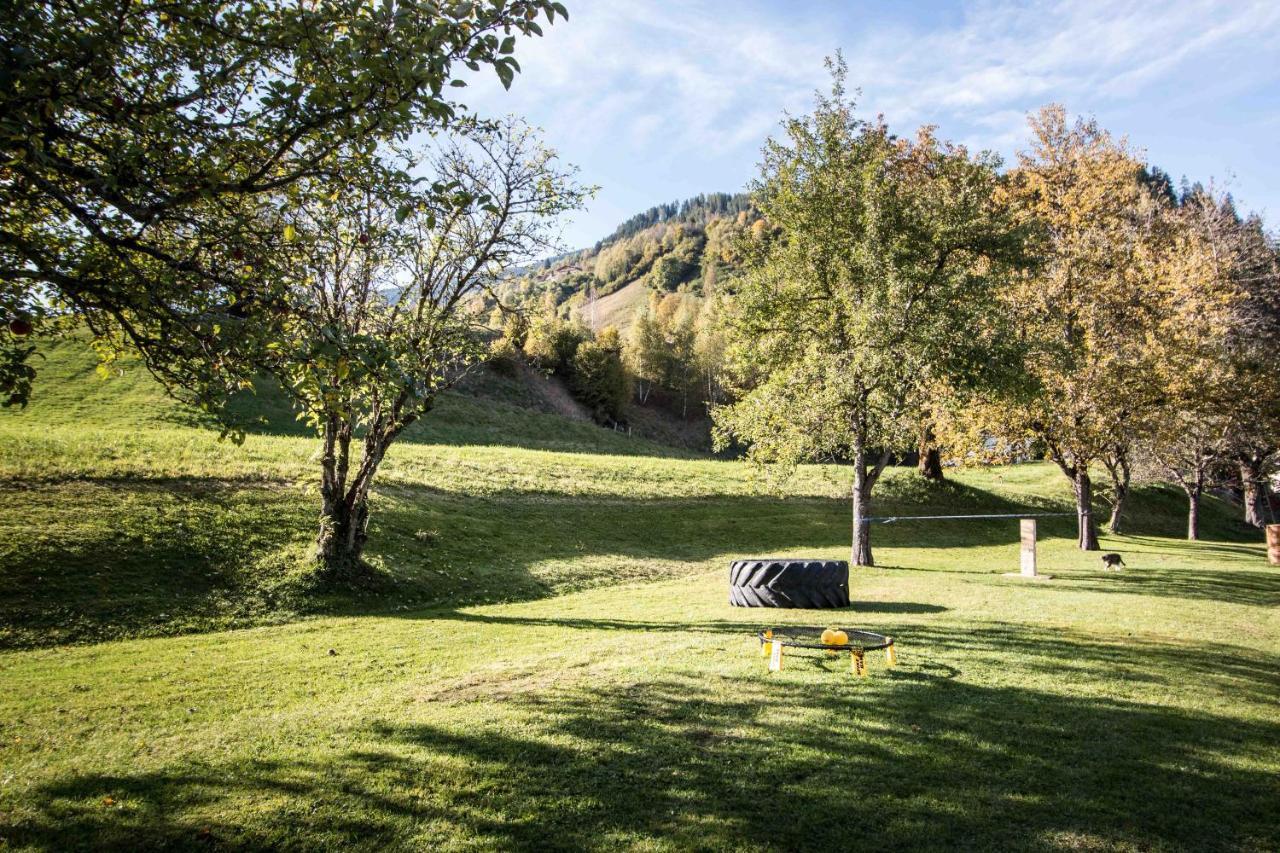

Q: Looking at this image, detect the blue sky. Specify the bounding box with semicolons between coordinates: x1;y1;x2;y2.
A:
467;0;1280;250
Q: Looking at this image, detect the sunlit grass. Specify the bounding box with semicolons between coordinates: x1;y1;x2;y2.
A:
0;335;1276;850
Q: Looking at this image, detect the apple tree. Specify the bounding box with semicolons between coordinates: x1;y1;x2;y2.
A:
0;0;568;418
712;58;1028;566
271;118;589;577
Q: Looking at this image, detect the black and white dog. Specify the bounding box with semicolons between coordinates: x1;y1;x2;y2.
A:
1100;553;1126;571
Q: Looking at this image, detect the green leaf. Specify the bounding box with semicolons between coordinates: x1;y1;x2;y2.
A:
499;35;515;54
283;224;297;242
495;62;514;90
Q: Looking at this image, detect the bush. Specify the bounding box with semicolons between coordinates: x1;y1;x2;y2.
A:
571;330;629;423
486;336;520;377
525;316;588;376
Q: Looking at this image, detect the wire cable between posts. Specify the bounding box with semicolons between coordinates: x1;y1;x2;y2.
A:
863;512;1076;525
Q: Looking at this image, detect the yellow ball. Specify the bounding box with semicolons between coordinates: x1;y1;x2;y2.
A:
820;627;837;645
832;630;849;646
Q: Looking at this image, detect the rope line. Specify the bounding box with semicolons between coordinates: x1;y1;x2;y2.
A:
862;512;1075;524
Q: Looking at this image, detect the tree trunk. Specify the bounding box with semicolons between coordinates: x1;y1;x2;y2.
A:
844;432;885;563
316;495;370;575
315;419;397;580
1186;485;1201;541
851;437;874;567
1240;457;1269;528
849;436;891;567
1103;452;1131;534
1074;468;1100;551
917;423;944;481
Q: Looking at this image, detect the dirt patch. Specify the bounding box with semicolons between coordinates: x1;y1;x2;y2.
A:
517;360;593;423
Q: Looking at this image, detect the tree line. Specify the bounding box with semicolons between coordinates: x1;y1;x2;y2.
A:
593;192;752;249
711;57;1280;563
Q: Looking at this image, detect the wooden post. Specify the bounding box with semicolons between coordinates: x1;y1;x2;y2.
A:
1020;518;1037;577
1267;524;1280;566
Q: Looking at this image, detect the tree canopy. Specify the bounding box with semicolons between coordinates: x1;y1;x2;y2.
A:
0;0;567;414
712;57;1028;565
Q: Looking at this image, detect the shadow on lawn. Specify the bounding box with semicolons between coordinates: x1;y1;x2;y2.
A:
1043;535;1278;607
0;470;1266;649
1052;567;1280;608
10;624;1279;851
0;479;312;650
417;600;947;636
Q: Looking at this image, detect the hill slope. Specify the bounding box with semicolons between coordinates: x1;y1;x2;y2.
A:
0;333;1264;650
8;335;686;456
498;192;758;330
1;335;1277;850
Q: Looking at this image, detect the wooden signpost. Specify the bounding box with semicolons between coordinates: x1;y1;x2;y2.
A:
1020;518;1037;577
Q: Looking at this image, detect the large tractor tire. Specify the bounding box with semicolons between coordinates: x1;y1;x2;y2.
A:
728;558;850;608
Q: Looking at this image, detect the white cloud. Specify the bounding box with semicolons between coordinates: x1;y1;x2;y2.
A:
462;0;1280;245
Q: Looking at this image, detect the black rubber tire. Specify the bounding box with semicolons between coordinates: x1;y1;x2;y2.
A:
728;558;850;608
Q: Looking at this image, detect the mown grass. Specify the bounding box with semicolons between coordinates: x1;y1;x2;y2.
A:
0;335;1277;850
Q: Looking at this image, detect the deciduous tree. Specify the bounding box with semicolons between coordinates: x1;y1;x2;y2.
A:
1141;185;1280;537
712;57;1027;566
0;0;567;418
988;107;1168;550
272;119;587;577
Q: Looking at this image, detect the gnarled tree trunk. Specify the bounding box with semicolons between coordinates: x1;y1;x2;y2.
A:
1102;448;1131;534
315;411;417;580
1239;454;1271;528
917;422;944;481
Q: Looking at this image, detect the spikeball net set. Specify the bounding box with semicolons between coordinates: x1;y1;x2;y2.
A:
757;626;897;677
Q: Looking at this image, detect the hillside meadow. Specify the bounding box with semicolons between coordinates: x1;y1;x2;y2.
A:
0;338;1277;850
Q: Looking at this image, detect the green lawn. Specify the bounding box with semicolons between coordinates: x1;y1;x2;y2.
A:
1;338;1277;850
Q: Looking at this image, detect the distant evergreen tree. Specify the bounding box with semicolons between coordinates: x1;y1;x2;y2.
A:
595;192;752;248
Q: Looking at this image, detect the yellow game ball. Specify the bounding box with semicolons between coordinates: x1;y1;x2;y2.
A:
820;627;837;645
832;629;849;646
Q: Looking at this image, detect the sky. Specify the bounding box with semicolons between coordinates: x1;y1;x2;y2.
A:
464;0;1280;250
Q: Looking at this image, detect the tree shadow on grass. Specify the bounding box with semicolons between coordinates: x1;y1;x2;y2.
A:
1113;534;1266;562
9;624;1279;851
0;479;315;650
1050;567;1280;607
410;601;947;637
2;472;1268;649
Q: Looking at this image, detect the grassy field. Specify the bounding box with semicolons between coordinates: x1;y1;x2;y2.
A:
1;337;1277;850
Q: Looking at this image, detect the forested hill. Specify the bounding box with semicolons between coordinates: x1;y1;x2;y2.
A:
593;192;753;249
495;192;760;328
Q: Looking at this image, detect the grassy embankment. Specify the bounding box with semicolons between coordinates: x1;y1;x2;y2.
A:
0;336;1276;850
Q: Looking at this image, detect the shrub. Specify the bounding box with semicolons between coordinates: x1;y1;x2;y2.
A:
571;329;629;423
486;336;520;378
525;316;588;376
